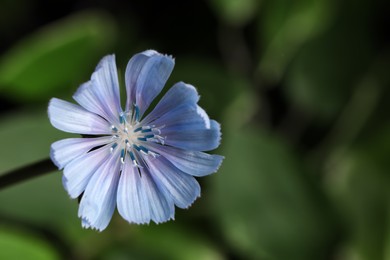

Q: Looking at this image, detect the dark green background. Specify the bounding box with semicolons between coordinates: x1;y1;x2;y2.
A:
0;0;389;259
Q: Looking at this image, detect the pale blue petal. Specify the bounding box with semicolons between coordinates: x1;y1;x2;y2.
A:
63;145;111;198
147;103;221;151
150;104;206;130
117;160;151;224
146;156;200;209
73;81;117;123
139;166;174;223
50;136;113;169
125;50;158;110
89;55;122;124
141;81;199;125
131;52;175;117
161;120;221;151
48;98;111;135
146;143;224;177
78;148;121;231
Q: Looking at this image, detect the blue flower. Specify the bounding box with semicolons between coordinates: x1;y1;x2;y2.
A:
48;50;223;231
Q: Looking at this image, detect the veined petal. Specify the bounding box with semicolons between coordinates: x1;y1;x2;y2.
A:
150;104;208;130
117;160;151;224
51;136;113;169
63;145;111;199
125;50;158;110
90;55;122;124
141;82;199;125
78;148;121;231
147;143;224;177
130;52;174;118
161;120;221;151
48;98;111;135
139;165;174;224
146;156;200;209
73;81;117;123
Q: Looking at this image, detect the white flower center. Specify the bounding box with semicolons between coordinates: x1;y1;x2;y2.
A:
109;106;164;167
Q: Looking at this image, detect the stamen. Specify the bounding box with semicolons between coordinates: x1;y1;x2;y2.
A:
110;143;118;153
119;113;126;124
120;149;125;164
141;128;152;133
144;134;154;139
138;145;149;155
111;125;118;132
128;151;142;168
148;151;160;158
133;144;141;151
133;104;140;122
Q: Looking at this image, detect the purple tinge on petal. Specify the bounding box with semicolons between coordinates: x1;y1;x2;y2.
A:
146;156;200;209
48;98;111;135
141;81;199;125
146;143;224;177
138;165;175;224
89;55;122;124
125;50;158;110
63;145;112;199
78;148;121;231
125;50;174;117
73;81;118;124
161;119;221;151
147;103;221;151
50;136;113;169
117;160;151;224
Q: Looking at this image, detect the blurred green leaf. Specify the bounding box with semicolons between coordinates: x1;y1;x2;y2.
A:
212;94;335;259
208;0;261;26
133;224;222;260
325;123;390;260
76;222;223;260
0;226;59;260
170;57;250;118
258;0;335;82
0;111;80;238
0;11;117;101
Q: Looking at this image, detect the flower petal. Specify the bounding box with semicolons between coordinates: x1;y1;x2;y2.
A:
125;50;158;110
78;148;121;231
150;104;206;130
147;143;224;177
89;55;122;123
161;120;221;151
138;165;174;223
62;145;111;198
125;51;174;117
73;81;117;123
50;136;113;169
148;104;221;151
117;161;151;224
48;98;111;135
141;81;199;125
146;156;200;209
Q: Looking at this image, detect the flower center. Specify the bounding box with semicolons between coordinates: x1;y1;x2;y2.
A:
109;105;164;167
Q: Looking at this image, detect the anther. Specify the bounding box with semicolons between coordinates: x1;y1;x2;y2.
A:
120;149;125;164
110;143;118;153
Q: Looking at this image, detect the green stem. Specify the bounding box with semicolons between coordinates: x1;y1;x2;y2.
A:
0;158;57;190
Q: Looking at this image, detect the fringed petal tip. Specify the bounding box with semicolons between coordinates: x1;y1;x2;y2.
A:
49;144;62;170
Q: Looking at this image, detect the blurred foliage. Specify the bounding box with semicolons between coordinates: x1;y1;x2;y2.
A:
0;11;117;102
0;0;389;259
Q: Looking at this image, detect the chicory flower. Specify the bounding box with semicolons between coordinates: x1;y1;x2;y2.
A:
48;50;223;231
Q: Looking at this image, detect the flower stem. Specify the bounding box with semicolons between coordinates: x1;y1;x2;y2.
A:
0;158;57;190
